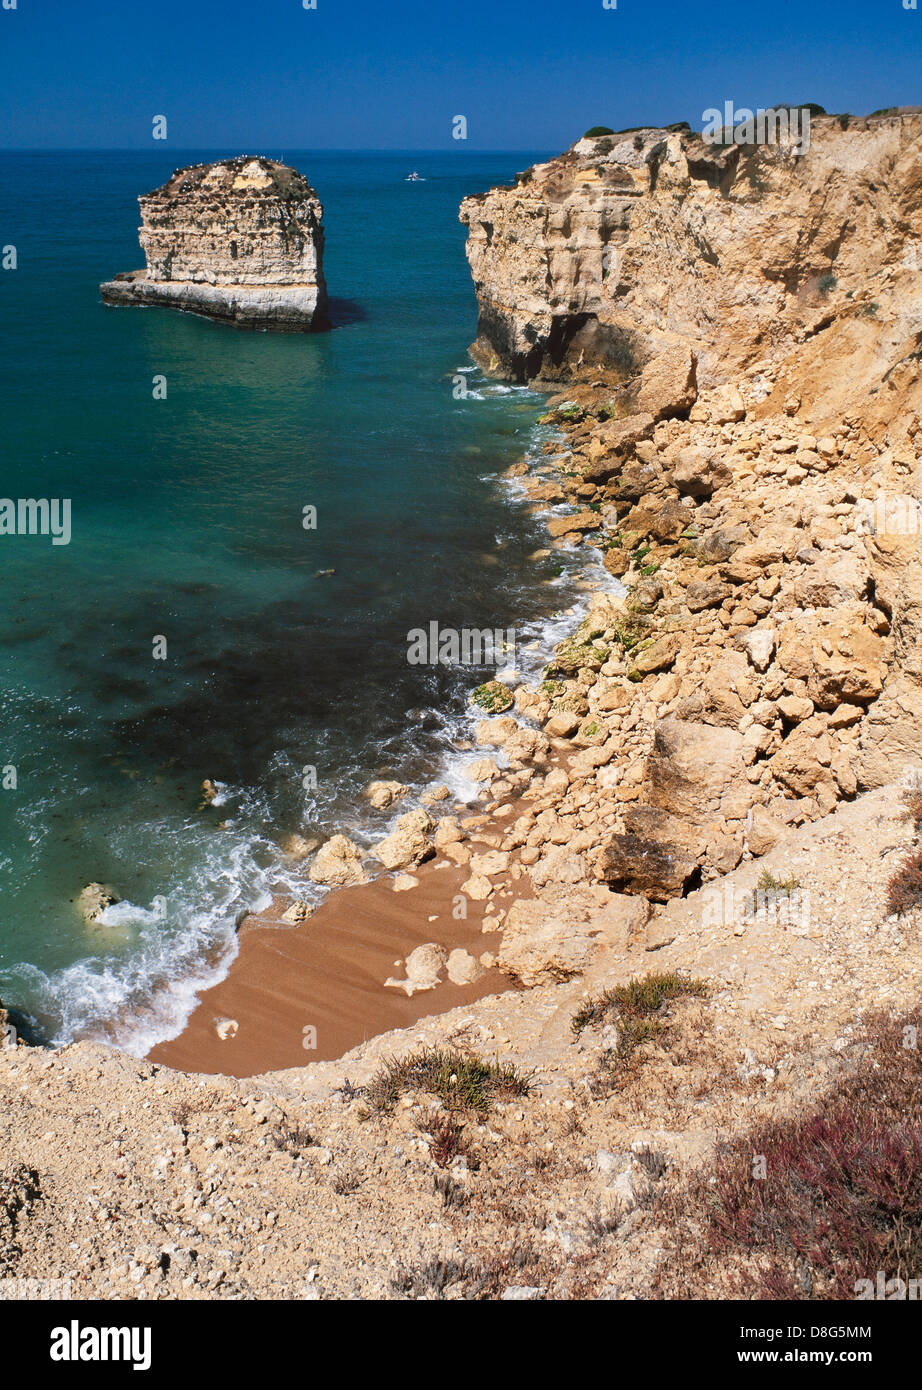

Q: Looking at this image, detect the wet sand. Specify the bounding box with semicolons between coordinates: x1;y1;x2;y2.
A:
149;853;520;1078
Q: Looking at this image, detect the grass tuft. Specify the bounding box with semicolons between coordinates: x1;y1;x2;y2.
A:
365;1047;532;1116
571;971;708;1038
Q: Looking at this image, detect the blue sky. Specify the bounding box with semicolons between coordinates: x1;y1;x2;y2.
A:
0;0;919;149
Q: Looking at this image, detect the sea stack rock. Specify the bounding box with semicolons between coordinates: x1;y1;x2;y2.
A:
100;156;330;331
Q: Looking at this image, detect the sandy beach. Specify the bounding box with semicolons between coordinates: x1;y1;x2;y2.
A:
149;846;522;1076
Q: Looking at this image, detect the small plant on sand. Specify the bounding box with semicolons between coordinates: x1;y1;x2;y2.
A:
433;1170;468;1210
269;1121;315;1158
758;868;800;896
741;869;801;918
571;971;708;1042
390;1257;470;1298
884;789;922;914
427;1113;467;1168
818;272;838;296
365;1047;532;1116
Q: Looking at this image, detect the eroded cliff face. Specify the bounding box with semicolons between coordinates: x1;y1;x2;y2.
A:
460;113;922;405
101;156;329;330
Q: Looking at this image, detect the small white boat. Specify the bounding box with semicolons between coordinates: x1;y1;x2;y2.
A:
405;171;425;182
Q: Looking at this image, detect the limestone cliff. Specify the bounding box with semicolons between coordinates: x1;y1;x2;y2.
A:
460;111;922;402
101;156;329;331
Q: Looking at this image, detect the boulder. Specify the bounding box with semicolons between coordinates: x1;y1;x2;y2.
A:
504;726;551;765
385;943;447;997
475;717;518;747
777;695;814;723
544;711;581;738
685;578;732;612
446;949;484;986
648;496;697;542
636;345;698;421
769;720;835;798
644;717;746;820
280;832;321;861
470;680;514;714
743;627;776;673
604;545;631;577
282;900;314;923
309;835;369;886
792;555;870;609
629;634;679;678
469;850;510;878
690;383;746;424
746;806;786;857
674;446;732;497
363;780;409;810
433;817;463;848
600;804;699;901
372;809;435;871
776;607;883;710
498;891;649;987
674;653;750;727
547;511;603;537
529;848;589;890
460;873;493;901
583;414;656;481
700;525;747;564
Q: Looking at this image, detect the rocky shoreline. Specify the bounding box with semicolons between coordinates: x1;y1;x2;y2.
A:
5;111;922;1298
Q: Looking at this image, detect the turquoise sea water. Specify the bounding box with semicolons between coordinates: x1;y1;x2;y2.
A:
0;149;596;1052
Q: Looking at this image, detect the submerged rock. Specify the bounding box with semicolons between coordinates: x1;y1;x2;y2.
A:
363;780;409;810
280;833;321;861
76;882;121;924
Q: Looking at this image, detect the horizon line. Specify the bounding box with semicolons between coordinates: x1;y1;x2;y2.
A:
0;146;559;154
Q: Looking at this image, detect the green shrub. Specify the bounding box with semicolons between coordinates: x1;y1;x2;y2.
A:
572;971;708;1037
366;1048;532;1115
